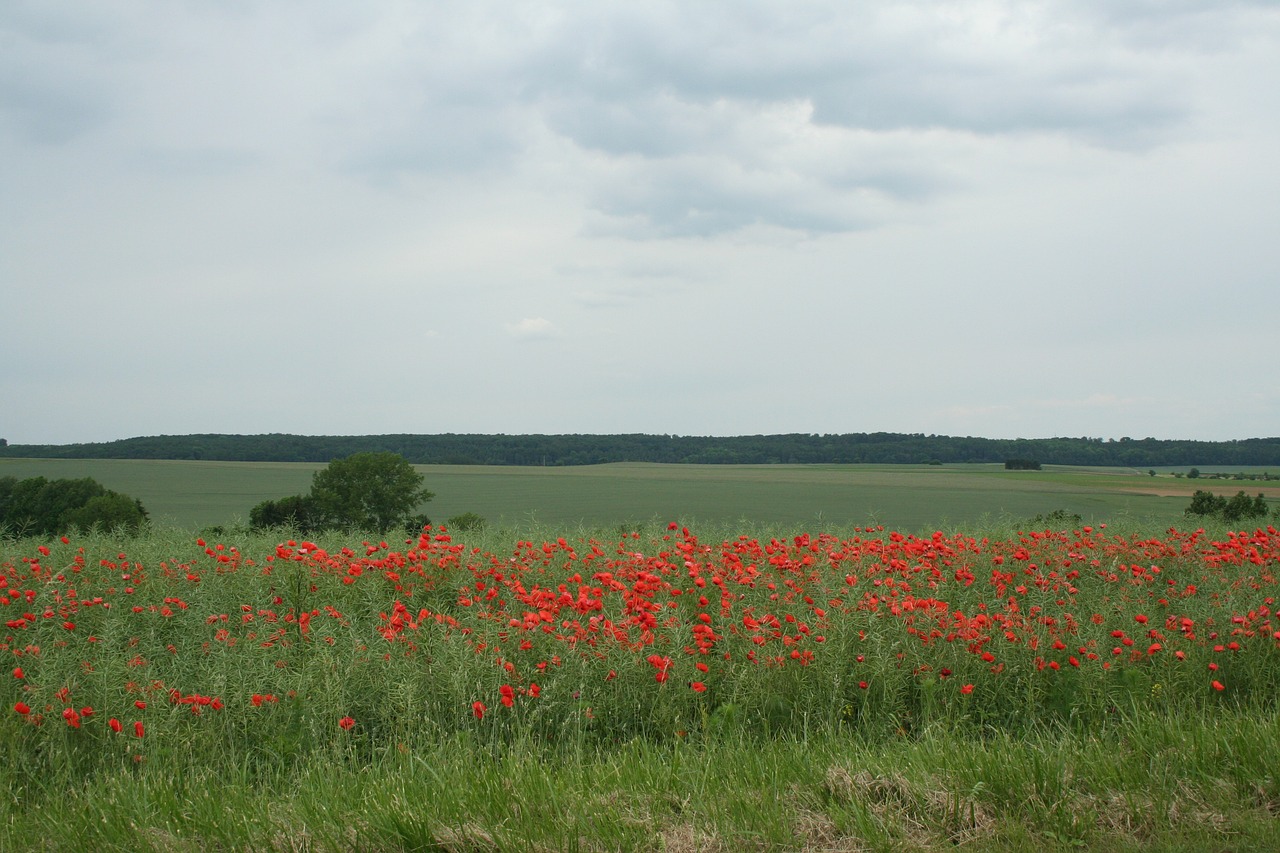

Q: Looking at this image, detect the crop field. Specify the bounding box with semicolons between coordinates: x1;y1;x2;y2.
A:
6;457;1269;532
3;515;1280;850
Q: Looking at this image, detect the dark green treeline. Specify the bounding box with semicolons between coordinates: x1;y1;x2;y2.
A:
3;433;1280;467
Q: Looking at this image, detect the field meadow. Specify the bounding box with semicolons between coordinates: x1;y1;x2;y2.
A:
3;459;1280;850
6;457;1274;532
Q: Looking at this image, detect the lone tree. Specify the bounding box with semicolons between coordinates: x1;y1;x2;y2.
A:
251;452;433;533
310;452;434;531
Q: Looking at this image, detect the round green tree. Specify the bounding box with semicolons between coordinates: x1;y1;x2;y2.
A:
308;452;434;532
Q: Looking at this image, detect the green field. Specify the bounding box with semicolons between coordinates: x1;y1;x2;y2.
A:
5;458;1273;532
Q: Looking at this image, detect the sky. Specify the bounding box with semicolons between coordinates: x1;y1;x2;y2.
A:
3;1;1279;446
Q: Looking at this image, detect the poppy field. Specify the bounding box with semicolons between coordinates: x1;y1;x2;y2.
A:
4;519;1280;850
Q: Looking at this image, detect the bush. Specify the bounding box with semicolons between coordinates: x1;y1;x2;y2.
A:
249;494;322;533
1185;489;1269;523
1027;509;1083;528
446;512;487;532
0;475;148;536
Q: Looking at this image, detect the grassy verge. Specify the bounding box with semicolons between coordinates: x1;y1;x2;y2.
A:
4;714;1280;851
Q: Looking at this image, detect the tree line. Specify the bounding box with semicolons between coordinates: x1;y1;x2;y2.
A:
3;432;1280;467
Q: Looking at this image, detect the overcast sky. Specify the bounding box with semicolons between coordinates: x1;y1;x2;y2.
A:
4;1;1278;446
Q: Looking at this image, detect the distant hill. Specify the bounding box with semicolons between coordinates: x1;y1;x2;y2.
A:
3;433;1280;467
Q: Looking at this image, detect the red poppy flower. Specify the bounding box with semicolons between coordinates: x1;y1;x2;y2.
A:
14;702;30;716
62;708;81;729
472;701;486;720
1212;680;1225;691
690;681;707;693
960;684;974;695
338;716;356;730
12;667;23;679
134;721;145;738
499;685;515;708
108;718;123;733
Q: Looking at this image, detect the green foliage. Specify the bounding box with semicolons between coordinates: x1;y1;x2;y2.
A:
1186;489;1225;517
310;452;434;532
249;494;321;532
1186;489;1269;523
250;452;433;533
1027;508;1083;528
445;511;487;531
0;475;147;536
1223;491;1270;523
7;431;1280;467
61;493;149;533
1004;458;1042;470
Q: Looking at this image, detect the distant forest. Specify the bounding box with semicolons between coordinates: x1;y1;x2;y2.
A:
3;433;1280;467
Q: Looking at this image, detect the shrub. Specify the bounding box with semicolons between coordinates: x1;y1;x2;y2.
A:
1185;489;1269;523
0;475;147;536
249;494;322;532
446;512;487;532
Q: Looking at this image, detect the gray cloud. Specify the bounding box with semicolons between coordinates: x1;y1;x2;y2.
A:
3;1;1232;235
0;8;116;144
583;153;873;238
509;2;1205;235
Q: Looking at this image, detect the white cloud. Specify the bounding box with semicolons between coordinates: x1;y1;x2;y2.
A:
504;317;559;339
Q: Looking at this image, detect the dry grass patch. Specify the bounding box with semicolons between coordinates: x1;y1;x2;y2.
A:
820;765;1001;851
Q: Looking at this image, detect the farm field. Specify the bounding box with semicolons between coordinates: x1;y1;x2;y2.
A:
5;457;1270;532
4;459;1280;849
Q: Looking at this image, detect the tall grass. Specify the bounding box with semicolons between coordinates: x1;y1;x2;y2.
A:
3;518;1279;850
